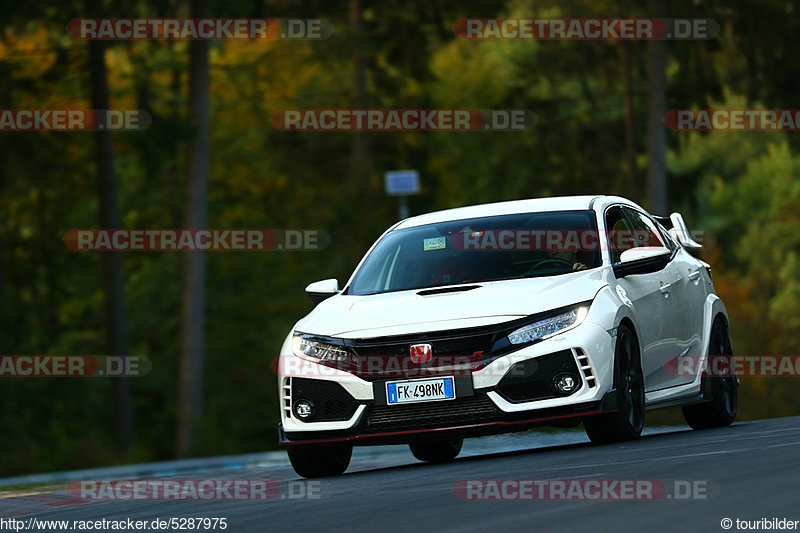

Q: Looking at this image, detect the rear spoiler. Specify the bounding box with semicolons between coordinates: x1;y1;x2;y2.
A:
652;212;702;249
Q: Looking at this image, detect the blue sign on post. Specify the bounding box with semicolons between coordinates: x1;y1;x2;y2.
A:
384;170;420;196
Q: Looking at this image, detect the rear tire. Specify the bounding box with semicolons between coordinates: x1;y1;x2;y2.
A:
682;318;737;429
584;323;645;444
409;438;463;463
287;444;352;478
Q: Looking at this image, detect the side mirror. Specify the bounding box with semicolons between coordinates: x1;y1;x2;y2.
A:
614;246;672;278
669;213;702;249
305;278;339;305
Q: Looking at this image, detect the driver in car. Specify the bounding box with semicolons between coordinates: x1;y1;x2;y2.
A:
548;247;587;271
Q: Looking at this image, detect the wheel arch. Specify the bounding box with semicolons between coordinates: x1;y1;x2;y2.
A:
703;294;732;356
617;316;638;340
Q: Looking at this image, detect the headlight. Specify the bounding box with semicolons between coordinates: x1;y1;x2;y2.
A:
292;334;352;364
507;306;589;345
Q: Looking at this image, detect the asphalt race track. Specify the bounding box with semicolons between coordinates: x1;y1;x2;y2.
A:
3;417;798;533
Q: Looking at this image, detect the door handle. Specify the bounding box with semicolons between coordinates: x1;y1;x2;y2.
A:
659;281;671;297
688;270;701;284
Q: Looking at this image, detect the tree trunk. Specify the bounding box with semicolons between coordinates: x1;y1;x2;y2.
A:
646;0;668;214
88;39;135;451
169;43;183;228
621;40;639;203
176;0;210;458
349;0;371;189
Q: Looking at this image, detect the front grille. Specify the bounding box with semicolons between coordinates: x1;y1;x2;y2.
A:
350;334;496;358
496;350;582;403
364;393;498;431
342;319;532;381
291;378;359;422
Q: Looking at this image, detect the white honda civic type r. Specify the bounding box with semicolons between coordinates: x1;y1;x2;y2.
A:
277;195;737;478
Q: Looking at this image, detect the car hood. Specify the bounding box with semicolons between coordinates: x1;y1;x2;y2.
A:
294;268;609;338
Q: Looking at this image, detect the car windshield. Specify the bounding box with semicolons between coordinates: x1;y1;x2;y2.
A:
347;210;602;295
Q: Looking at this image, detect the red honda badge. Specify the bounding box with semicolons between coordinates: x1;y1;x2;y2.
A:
409;343;433;364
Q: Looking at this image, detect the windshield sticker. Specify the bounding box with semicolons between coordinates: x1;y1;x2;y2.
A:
424;236;446;251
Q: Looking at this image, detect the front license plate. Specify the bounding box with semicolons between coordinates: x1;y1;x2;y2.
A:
386;376;455;405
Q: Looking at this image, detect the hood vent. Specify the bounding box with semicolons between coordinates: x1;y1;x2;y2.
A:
417;285;482;296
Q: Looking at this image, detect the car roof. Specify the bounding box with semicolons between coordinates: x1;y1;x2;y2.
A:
393;195;643;230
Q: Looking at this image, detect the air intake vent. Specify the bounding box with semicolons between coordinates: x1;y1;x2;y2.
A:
291;378;360;422
575;349;597;388
365;394;497;431
496;350;582;403
282;377;292;419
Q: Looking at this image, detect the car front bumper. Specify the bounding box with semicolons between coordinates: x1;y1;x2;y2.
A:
278;320;617;446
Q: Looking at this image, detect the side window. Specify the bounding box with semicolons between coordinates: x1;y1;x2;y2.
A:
605;206;635;263
621;207;667;249
656;222;677;251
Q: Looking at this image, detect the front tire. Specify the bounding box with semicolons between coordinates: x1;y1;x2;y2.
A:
584;323;645;444
409;438;462;463
682;317;737;429
287;444;352;478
